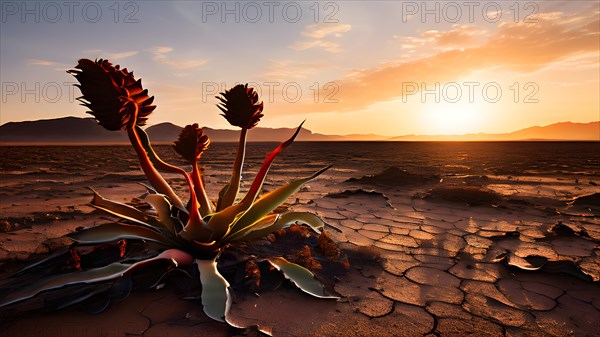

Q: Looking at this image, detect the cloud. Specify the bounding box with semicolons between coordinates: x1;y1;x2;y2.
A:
395;25;488;50
151;46;174;54
28;59;62;66
28;59;71;71
301;23;352;39
276;10;600;114
261;60;329;81
291;23;351;53
104;51;138;60
149;46;208;69
423;25;488;47
291;40;342;53
80;50;138;60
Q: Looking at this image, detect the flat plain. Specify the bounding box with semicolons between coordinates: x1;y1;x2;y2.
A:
0;142;599;336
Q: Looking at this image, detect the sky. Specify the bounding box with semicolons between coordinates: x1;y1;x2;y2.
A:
1;0;599;136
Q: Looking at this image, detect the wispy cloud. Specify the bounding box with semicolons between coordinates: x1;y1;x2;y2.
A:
28;59;71;71
149;46;208;69
291;23;351;53
291;40;342;53
276;10;600;114
395;25;488;50
81;49;138;60
301;23;352;39
28;59;62;66
104;51;138;60
261;60;329;81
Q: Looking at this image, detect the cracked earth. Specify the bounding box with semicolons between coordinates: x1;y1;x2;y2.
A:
0;143;599;336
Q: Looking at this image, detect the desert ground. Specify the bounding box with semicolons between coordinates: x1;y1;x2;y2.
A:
0;142;599;336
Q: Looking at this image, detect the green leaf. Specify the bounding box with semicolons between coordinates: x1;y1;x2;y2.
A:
227;212;325;243
143;193;179;235
265;257;338;299
225;214;278;242
89;188;168;232
229;166;331;236
196;258;231;322
0;249;193;308
215;183;230;213
137;182;157;194
70;222;177;246
10;247;73;277
206;123;305;241
219;128;248;210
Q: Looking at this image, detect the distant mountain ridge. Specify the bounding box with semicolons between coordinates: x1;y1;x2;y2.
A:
0;117;598;143
392;121;600;141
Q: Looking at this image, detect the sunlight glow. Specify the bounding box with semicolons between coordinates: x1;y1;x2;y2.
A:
420;100;486;135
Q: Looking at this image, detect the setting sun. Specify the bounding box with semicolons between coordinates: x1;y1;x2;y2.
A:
420;100;487;135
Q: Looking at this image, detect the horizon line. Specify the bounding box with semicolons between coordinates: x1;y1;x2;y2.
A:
1;115;599;140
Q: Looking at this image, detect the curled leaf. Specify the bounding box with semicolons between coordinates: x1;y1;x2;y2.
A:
227;212;325;243
196;258;231;322
70;222;177;246
89;188;172;234
265;257;338;299
142;193;180;235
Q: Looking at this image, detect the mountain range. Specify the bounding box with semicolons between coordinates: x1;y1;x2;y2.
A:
0;117;598;143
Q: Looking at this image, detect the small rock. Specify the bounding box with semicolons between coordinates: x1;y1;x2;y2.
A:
0;220;11;232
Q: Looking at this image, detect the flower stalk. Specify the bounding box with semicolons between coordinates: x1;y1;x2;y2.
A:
171;123;214;219
218;127;247;210
136;126;213;217
215;84;264;211
177;165;213;244
126;121;186;211
192;163;213;216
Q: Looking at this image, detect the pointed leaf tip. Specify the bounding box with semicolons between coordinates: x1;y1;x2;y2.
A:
283;122;305;147
265;257;338;299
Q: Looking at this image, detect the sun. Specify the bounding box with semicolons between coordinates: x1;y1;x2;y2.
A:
420;100;487;135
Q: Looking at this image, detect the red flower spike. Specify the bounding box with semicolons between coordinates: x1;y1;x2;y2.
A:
216;84;264;129
68;58;155;131
173;124;214;216
173;124;210;163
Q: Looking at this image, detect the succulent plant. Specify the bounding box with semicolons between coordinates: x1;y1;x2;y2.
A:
0;59;337;332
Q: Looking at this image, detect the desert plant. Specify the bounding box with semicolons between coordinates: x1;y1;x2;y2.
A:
0;59;337;330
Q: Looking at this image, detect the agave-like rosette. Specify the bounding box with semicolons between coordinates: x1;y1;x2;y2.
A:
1;62;339;333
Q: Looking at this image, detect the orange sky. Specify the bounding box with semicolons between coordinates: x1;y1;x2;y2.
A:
1;1;598;136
